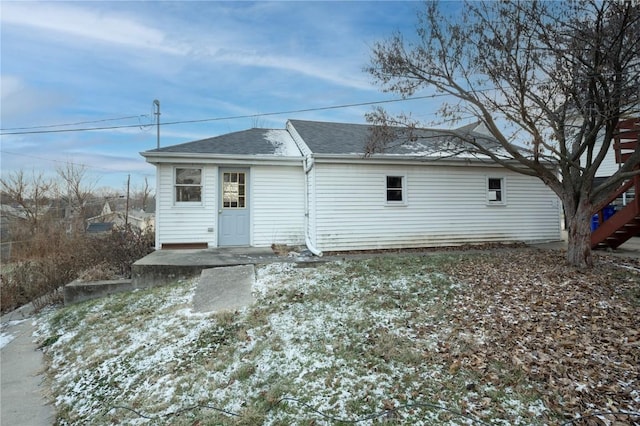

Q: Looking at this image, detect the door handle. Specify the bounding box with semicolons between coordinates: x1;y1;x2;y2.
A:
218;210;222;214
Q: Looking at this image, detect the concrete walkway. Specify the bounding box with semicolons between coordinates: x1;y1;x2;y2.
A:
193;265;256;313
1;304;54;426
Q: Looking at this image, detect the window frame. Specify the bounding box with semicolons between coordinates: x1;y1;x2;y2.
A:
174;167;203;205
221;171;247;209
385;174;407;206
486;176;506;205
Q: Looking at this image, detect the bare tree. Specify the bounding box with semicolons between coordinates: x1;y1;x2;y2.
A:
133;177;153;212
0;169;56;232
366;0;640;268
56;162;99;230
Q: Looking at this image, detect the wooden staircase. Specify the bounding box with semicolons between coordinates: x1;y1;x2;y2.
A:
591;117;640;249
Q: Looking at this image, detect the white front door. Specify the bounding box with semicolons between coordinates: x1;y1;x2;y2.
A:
218;169;250;246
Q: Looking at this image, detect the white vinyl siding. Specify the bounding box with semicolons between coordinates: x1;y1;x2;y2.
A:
156;163;305;249
312;162;561;251
251;165;305;247
577;125;619;178
594;140;620;177
156;164;217;248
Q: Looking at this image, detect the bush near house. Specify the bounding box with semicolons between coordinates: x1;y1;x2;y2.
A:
0;225;154;313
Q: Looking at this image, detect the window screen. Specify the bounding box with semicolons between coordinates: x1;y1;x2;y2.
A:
488;177;503;202
175;168;202;202
386;176;404;202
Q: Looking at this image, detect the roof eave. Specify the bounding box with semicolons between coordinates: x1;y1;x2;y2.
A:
311;153;555;167
312;152;495;162
140;151;304;165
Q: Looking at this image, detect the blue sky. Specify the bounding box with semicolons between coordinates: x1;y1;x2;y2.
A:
1;1;454;192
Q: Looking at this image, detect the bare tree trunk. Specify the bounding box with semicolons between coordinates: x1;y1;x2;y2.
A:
564;197;594;269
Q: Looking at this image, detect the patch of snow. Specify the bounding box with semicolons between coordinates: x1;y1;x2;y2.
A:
575;382;589;392
0;331;15;349
264;130;302;157
0;317;27;348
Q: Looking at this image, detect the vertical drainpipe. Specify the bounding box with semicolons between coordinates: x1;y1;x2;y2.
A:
303;155;322;256
154;162;161;250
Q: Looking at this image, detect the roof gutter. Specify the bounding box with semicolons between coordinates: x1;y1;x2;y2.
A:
303;154;322;257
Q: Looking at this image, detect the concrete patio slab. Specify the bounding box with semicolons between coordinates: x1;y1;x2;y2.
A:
131;247;291;287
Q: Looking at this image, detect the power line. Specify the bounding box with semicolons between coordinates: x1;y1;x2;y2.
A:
0;94;447;136
0;115;148;132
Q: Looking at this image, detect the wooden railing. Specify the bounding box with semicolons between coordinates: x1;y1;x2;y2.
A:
590;117;640;249
591;175;640;249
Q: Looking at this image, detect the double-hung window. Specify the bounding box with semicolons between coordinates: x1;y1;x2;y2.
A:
487;177;505;205
386;175;406;205
175;168;202;203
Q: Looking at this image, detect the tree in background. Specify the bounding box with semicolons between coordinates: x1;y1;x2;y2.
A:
1;169;56;233
366;0;639;268
133;176;153;212
57;162;99;231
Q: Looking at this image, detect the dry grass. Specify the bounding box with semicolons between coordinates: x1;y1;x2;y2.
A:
35;249;640;425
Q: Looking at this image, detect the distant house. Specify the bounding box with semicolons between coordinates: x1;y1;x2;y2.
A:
86;222;115;234
86;201;155;234
141;119;562;254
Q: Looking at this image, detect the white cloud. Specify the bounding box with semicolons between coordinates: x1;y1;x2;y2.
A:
1;2;182;55
0;75;68;124
1;2;375;91
213;50;373;91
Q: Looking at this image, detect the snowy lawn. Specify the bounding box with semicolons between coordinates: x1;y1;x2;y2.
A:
35;252;639;425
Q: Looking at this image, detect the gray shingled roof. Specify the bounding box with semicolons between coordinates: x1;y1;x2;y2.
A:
143;120;502;158
288;119;500;156
86;222;114;233
145;128;300;156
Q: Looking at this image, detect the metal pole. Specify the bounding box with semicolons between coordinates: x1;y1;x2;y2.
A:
125;174;130;227
154;99;160;149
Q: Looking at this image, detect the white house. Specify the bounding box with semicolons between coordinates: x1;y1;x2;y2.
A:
141;119;562;254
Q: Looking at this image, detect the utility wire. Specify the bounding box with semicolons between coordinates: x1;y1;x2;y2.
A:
0;115;147;131
0;94;447;136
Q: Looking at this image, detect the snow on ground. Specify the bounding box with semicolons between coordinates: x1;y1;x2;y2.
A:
0;331;15;349
35;258;559;425
0;318;27;349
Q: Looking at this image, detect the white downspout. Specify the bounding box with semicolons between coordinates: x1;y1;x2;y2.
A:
303;155;322;256
154;163;161;250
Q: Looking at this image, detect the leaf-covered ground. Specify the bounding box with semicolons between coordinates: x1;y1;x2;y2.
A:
437;249;640;425
35;248;639;425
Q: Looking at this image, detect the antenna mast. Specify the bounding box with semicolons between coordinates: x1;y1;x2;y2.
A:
153;99;160;149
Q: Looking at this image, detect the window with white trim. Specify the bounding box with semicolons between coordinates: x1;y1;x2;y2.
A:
386;175;406;204
487;177;505;204
175;168;202;202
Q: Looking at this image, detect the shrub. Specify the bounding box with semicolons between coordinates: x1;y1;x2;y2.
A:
1;225;154;314
99;225;155;277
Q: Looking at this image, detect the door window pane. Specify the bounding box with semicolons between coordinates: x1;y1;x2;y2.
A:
223;172;246;208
